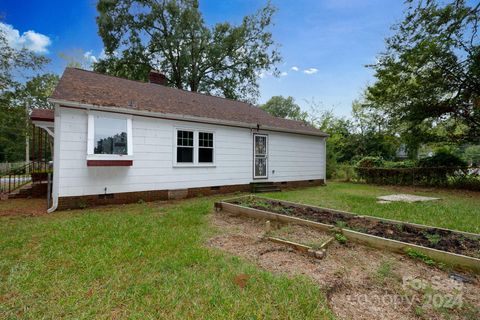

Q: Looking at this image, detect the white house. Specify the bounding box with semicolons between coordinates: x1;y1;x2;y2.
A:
38;68;327;211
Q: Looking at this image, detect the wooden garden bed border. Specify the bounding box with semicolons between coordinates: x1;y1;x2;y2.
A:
254;195;479;239
215;195;480;273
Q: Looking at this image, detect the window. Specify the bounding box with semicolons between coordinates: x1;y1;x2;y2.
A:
94;117;128;155
176;130;194;163
198;132;213;163
174;129;215;166
87;113;133;159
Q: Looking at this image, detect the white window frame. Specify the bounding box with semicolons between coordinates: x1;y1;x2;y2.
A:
87;112;133;160
198;131;215;164
173;127;216;167
174;129;195;165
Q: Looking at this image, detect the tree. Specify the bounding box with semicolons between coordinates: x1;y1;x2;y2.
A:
260;96;307;121
365;0;480;144
95;0;281;103
308;100;400;162
0;24;50;162
0;23;49;92
59;49;97;70
94;50;152;82
0;91;26;162
463;145;480;165
0;74;58;163
351;99;390;135
17;74;59;110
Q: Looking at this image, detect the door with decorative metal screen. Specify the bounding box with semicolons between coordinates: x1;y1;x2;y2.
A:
253;134;268;178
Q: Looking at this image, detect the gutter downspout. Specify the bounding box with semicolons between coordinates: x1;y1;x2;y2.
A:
47;199;58;213
47;104;61;213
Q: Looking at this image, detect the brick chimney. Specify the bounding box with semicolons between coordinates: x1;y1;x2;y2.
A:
149;70;167;85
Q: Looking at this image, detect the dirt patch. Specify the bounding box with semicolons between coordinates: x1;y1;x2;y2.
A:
229;197;480;258
0;198;47;217
207;211;480;320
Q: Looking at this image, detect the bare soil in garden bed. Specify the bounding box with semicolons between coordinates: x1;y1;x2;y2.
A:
228;197;480;259
208;211;480;320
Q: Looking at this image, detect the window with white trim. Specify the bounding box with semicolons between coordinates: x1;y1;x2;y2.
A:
87;113;133;158
174;129;215;166
176;130;194;163
198;132;213;163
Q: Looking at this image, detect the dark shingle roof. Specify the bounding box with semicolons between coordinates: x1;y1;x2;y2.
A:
50;68;327;136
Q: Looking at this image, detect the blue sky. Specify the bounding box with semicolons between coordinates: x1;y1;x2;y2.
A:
0;0;407;117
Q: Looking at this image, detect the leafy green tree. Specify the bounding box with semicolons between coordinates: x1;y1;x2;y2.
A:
0;24;49;92
312;107;399;164
0;92;26;162
0;74;58;163
260;96;307;121
463;145;480;165
94;50;152;82
0;24;50;163
59;49;96;70
351;99;390;135
418;149;467;168
95;0;281;103
18;74;59;110
366;0;480;144
314;111;353;177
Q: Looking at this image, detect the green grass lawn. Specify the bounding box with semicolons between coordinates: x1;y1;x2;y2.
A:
264;182;480;234
1;182;478;319
0;197;333;319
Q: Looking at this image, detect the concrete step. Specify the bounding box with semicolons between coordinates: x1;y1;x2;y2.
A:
254;187;281;193
5;184;32;199
251;183;281;193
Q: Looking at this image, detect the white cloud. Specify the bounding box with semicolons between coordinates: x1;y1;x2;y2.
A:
0;22;51;53
83;50;98;63
280;71;288;77
291;66;299;71
98;49;108;59
303;68;318;74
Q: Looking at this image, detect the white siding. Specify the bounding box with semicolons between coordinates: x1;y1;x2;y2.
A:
269;132;325;182
56;107;325;197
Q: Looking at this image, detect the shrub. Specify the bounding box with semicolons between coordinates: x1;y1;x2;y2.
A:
356;156;384;168
464;145;480;166
332;164;358;181
418;150;467;168
450;172;480;191
384;160;417;168
326;157;337;180
354;152;478;190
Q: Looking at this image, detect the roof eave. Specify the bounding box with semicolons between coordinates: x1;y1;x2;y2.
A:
48;98;329;138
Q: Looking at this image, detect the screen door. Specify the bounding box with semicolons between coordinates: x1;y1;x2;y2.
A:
253;134;268;178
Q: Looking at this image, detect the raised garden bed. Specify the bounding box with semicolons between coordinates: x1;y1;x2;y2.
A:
216;195;480;273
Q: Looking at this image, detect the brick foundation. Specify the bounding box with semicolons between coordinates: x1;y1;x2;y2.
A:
56;179;324;210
